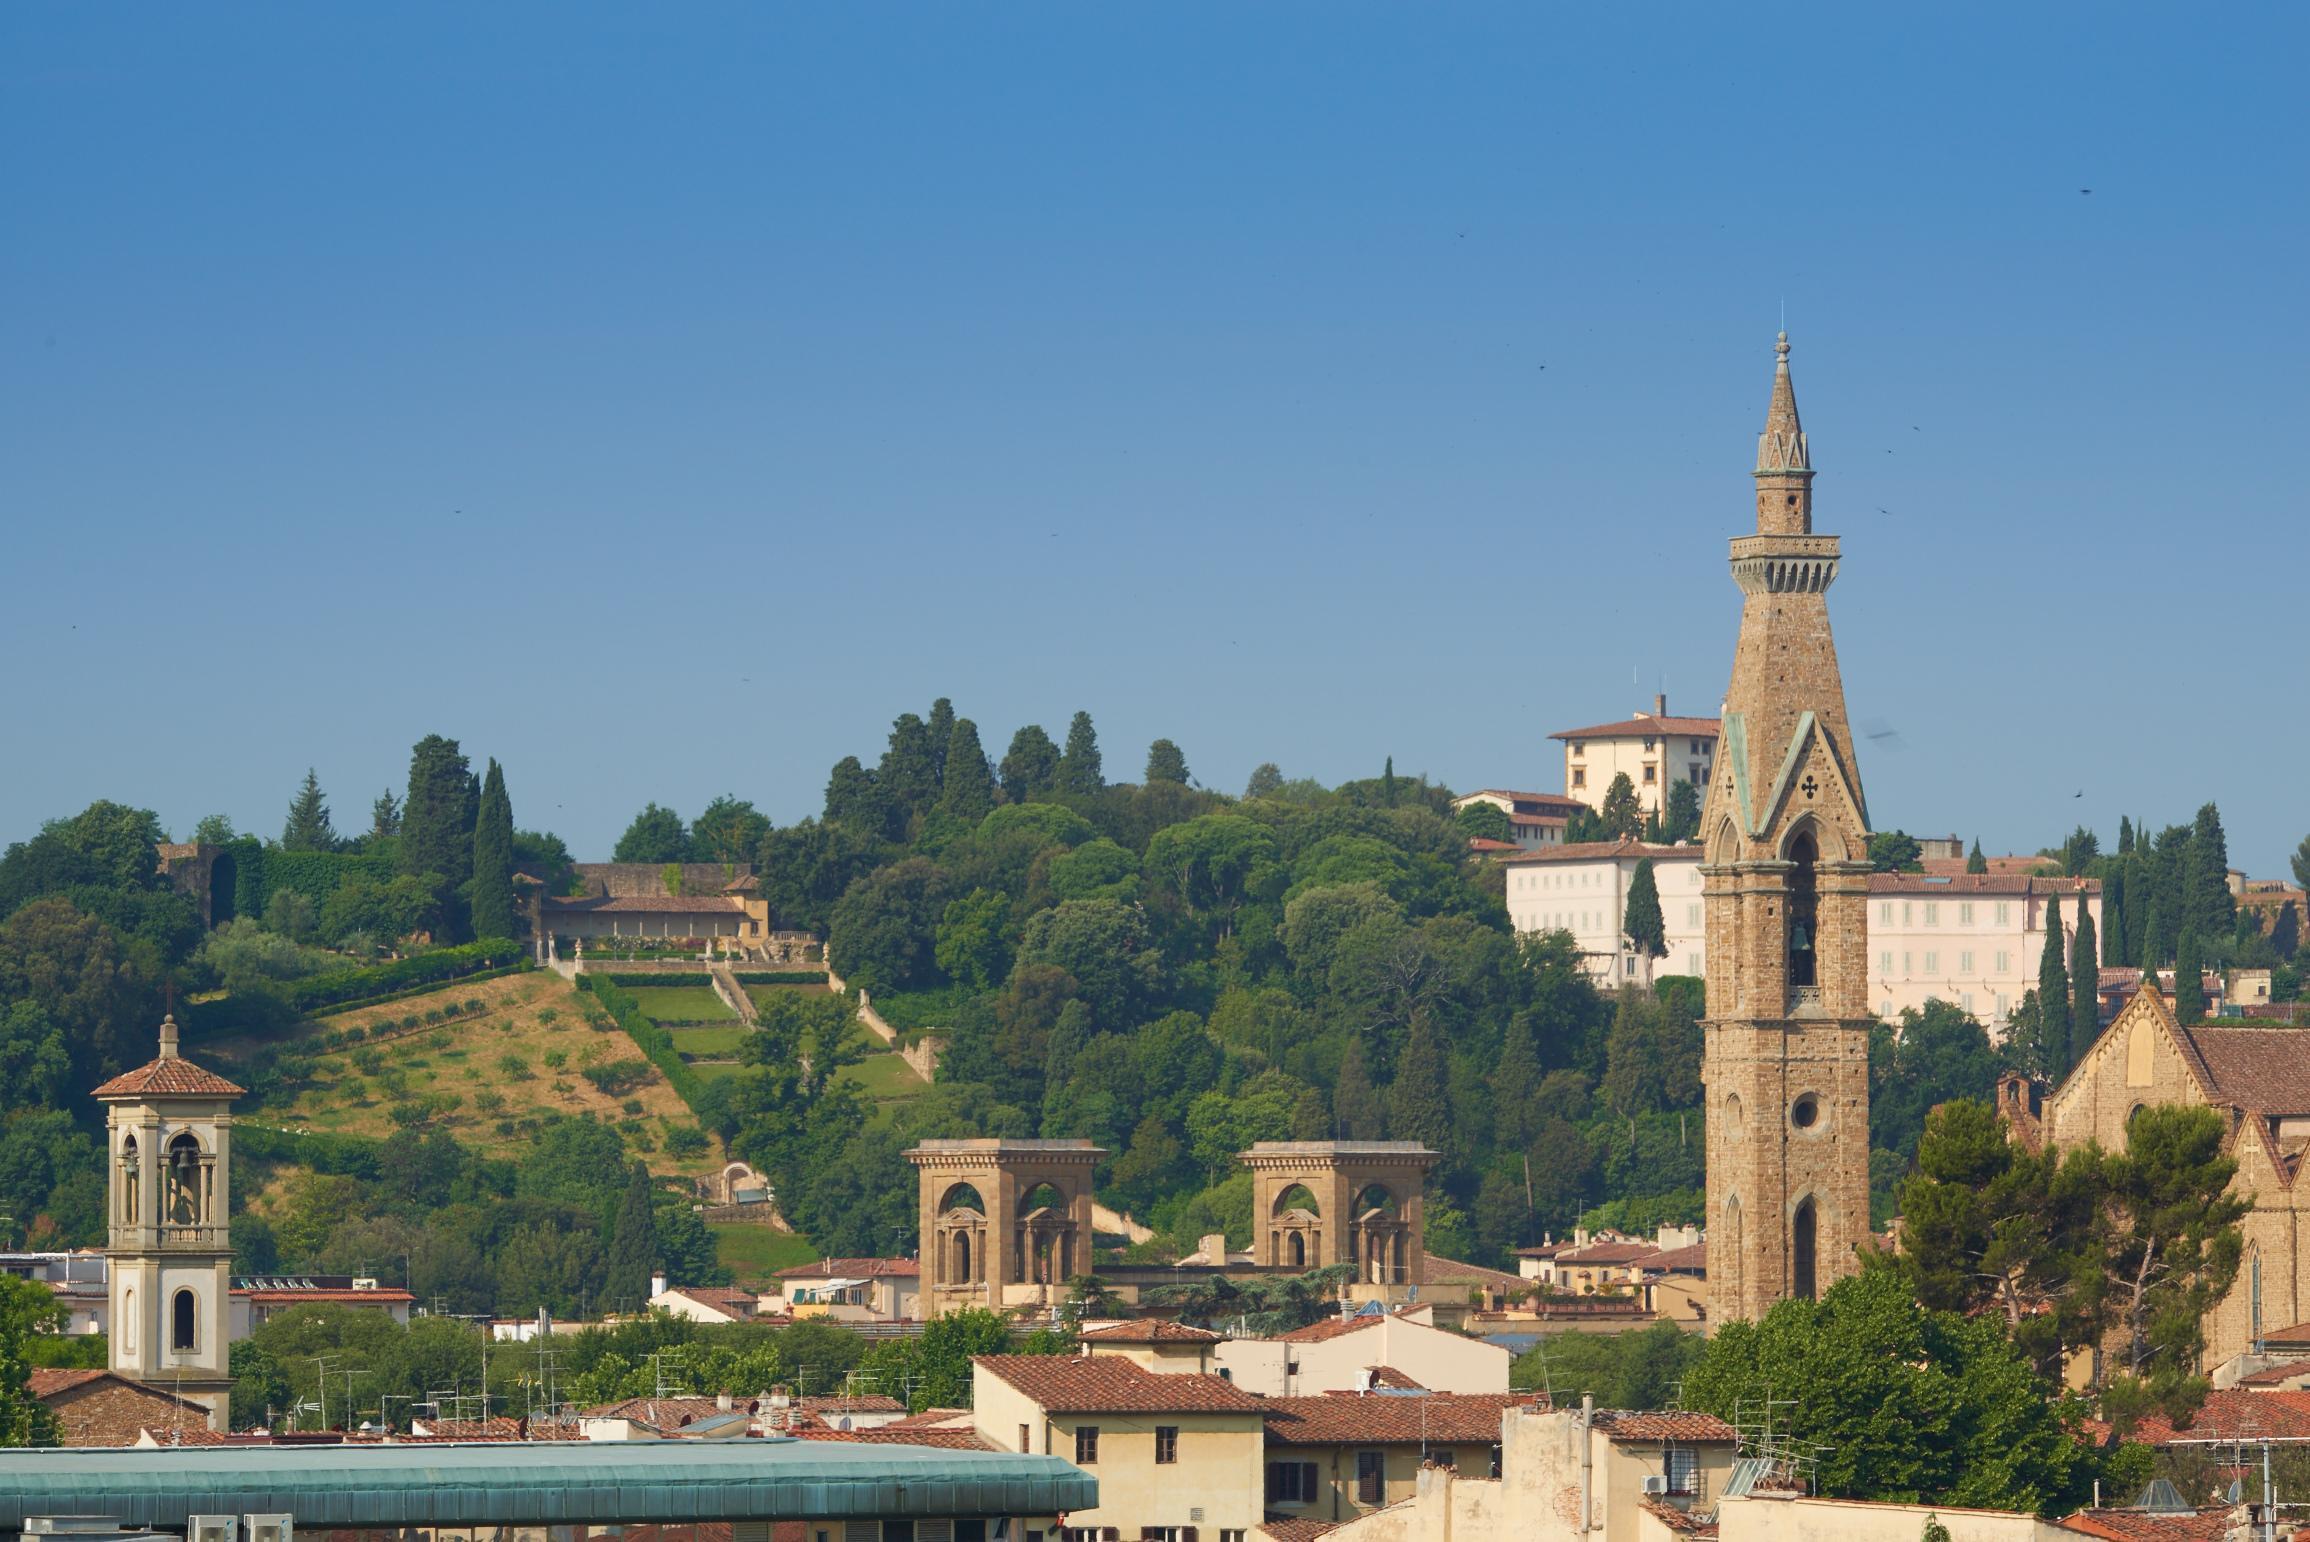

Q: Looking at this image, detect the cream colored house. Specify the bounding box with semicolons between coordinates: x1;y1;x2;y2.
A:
1452;790;1584;852
972;1354;1267;1540
1866;874;2101;1029
1215;1306;1511;1396
1263;1401;1736;1542
1499;843;1705;984
1549;698;1719;816
1260;1392;1535;1525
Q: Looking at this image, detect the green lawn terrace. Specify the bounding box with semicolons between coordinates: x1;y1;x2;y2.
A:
624;983;737;1022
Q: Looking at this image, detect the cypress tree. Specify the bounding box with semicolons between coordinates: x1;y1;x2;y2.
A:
2037;891;2070;1075
2066;903;2099;1081
926;698;956;789
1333;1036;1385;1139
824;756;888;833
604;1162;658;1310
2150;825;2187;965
400;734;476;893
1388;1012;1453;1157
2185;803;2236;939
2173;927;2205;1021
878;713;940;821
2138;895;2164;969
2102;869;2126;976
2270;901;2299;961
281;769;336;852
1966;839;1988;875
1058;711;1104;795
935;718;997;822
2118;815;2135;856
1625;858;1668;977
1382;757;1398;809
1144;739;1190;786
999;726;1061;803
1040;1002;1090;1128
1489;1014;1544;1152
470;759;517;942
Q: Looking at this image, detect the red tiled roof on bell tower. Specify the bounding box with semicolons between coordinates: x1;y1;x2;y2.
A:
91;1015;244;1100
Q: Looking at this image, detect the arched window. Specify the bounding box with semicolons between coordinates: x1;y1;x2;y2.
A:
1288;1231;1306;1267
165;1133;205;1226
1792;1197;1818;1301
953;1230;973;1285
1787;831;1819;988
171;1288;198;1353
121;1289;135;1355
119;1134;140;1226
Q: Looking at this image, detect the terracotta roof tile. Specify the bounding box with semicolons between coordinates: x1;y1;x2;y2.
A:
1258;1519;1342;1542
2173;1025;2310;1116
92;1055;244;1099
1079;1320;1226;1344
973;1354;1263;1413
1422;1253;1526;1289
796;1426;994;1449
2096;1389;2310;1445
581;1395;732;1429
542;895;749;914
1868;874;2099;897
1497;839;1702;866
1643;1244;1707;1274
29;1369;110;1396
2060;1510;2233;1542
1640;1500;1719;1536
1368;1367;1425;1389
1590;1410;1738;1442
1262;1392;1539;1445
1551;716;1721;742
2234;1360;2310;1387
1555;1242;1662;1266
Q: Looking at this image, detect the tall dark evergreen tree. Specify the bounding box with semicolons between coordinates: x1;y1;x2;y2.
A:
2184;804;2235;940
935;719;997;822
2066;904;2099;1082
1382;757;1398;809
1489;1014;1544;1152
824;756;889;834
1333;1036;1384;1139
2270;901;2299;960
400;735;477;893
2118;816;2135;856
2293;832;2310;891
369;788;402;840
1058;711;1104;795
878;713;940;823
925;698;956;790
1387;1012;1453;1158
1598;773;1644;841
2037;891;2070;1074
1144;739;1190;786
2172;927;2205;1021
604;1162;657;1307
1624;858;1668;977
1966;839;1988;875
999;726;1061;804
2137;894;2164;969
2101;869;2126;976
281;769;336;852
469;759;517;942
1661;780;1702;844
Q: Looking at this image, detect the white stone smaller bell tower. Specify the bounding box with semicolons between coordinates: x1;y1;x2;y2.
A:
96;1014;244;1430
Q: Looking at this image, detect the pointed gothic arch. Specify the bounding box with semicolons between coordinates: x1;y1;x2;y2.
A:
1784;827;1820;989
1791;1196;1818;1300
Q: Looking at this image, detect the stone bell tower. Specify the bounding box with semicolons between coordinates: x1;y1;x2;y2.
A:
97;1014;244;1429
1700;334;1875;1322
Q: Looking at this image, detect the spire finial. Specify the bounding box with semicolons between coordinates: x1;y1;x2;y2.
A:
1776;330;1790;363
159;1012;180;1059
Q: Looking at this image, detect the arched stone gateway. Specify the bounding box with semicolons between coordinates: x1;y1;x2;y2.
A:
1239;1141;1439;1297
904;1140;1101;1317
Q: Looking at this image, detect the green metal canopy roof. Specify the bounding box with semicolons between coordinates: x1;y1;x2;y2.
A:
0;1437;1097;1529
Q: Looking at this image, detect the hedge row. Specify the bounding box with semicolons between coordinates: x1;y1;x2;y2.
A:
220;840;399;922
731;971;829;986
233;1122;386;1180
578;974;705;1111
283;938;526;1014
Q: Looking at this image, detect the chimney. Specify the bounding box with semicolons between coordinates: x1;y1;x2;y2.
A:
1654;693;1667;717
717;1391;734;1412
650;1270;668;1299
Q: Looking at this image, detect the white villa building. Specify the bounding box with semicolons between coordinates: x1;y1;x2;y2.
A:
1548;695;1719;816
1450;788;1586;851
1501;841;1706;983
1503;844;2103;1031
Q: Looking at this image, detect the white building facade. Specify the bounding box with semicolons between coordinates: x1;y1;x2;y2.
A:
1451;789;1584;851
1500;841;1706;983
1548;696;1719;816
1504;848;2103;1030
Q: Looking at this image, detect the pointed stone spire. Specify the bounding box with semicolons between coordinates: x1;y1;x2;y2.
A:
1752;332;1815;536
1756;332;1810;473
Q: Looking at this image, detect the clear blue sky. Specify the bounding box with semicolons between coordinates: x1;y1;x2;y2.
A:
4;5;2303;870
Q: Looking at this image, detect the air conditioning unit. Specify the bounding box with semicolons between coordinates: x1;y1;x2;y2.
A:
189;1518;238;1542
1641;1477;1669;1496
245;1515;293;1542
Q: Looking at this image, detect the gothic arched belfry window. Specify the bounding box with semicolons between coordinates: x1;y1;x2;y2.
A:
1787;831;1819;989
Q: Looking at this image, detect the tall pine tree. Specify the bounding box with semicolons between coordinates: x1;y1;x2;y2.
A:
369;788;402;840
2172;927;2205;1021
2036;891;2070;1075
935;719;998;822
1058;711;1104;795
400;735;476;934
925;698;956;790
1388;1012;1453;1158
470;759;517;942
878;713;940;823
1333;1036;1384;1139
604;1162;658;1309
2066;903;2099;1082
999;725;1061;803
1144;739;1190;786
281;768;336;852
